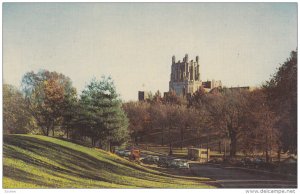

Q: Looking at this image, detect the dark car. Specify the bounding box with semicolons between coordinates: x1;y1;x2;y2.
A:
141;155;159;164
115;150;125;157
158;156;172;167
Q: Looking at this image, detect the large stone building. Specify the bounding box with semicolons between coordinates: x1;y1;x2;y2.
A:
169;54;222;97
138;54;223;101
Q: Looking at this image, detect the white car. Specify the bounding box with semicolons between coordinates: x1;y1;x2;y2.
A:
170;159;190;169
124;150;131;157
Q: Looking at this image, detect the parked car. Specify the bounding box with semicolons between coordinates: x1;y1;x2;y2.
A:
169;159;189;169
158;156;172;167
141;155;159;164
115;150;125;157
124;150;131;157
241;157;254;166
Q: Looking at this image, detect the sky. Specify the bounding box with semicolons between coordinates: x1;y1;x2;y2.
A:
3;3;298;101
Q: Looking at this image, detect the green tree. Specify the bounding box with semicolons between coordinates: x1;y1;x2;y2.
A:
78;76;129;150
21;70;77;136
61;91;78;139
264;50;297;154
3;84;32;134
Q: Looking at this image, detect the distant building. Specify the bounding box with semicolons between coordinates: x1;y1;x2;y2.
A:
138;54;257;100
202;80;222;92
169;54;222;96
228;86;256;91
209;86;256;94
138;91;150;101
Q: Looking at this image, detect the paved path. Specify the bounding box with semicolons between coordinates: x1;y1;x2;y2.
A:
190;164;297;188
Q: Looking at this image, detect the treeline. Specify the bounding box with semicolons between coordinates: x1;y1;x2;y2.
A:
3;50;297;156
123;50;297;160
4;72;129;151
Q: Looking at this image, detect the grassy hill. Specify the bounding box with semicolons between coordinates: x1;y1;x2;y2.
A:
3;134;213;188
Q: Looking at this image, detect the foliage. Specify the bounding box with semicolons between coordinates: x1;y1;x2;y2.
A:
264;50;297;154
240;89;279;160
188;87;207;108
3;84;33;134
162;90;187;105
21;70;77;136
122;101;150;144
75;77;129;149
205;89;249;156
3;134;213;188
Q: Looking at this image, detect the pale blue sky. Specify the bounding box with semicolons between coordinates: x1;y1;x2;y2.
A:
3;3;297;101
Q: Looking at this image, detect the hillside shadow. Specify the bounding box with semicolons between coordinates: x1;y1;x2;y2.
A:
3;135;165;187
3;165;55;188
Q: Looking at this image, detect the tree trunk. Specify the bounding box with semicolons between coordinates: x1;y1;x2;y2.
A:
219;141;222;153
134;134;138;146
224;140;227;160
169;143;173;155
265;135;269;163
180;128;184;150
168;127;172;155
229;130;237;157
91;138;94;147
108;141;111;152
66;128;69;139
161;129;164;146
277;148;281;162
207;136;209;162
265;149;269;163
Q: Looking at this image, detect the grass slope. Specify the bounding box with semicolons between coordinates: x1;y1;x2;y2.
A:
3;135;213;188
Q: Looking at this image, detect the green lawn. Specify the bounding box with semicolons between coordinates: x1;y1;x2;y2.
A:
3;134;213;188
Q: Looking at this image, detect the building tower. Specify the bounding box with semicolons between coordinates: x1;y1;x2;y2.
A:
169;54;202;96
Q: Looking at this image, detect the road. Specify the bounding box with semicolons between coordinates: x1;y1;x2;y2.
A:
189;163;297;188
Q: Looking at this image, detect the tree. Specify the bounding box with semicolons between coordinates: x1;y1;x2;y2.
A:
77;76;129;150
21;70;77;136
240;89;279;161
264;50;297;154
163;90;187;105
152;90;163;104
206;89;249;157
188;86;207;108
3;84;32;134
123;101;150;145
61;92;78;139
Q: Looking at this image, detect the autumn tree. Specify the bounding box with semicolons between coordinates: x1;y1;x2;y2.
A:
240;89;279;161
123;101;150;145
3;84;32;134
21;70;77;136
206;89;249;157
188;86;207;108
146;103;163;144
151;90;163;104
163;90;187;105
